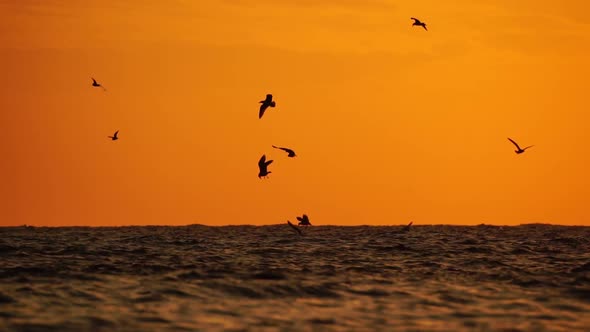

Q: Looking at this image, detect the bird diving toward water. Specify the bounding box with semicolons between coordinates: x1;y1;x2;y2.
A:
258;154;273;178
91;78;106;91
287;220;303;236
508;138;533;154
272;145;296;158
297;214;312;226
108;130;119;141
259;94;276;119
411;17;427;31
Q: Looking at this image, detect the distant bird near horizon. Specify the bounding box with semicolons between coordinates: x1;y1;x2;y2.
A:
259;94;276;119
411;17;427;31
272;145;296;157
91;78;106;91
287;220;303;236
508;138;533;154
297;214;311;226
108;130;119;141
258;154;273;178
402;221;413;232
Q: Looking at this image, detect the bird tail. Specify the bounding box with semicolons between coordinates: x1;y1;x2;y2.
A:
270;101;276;107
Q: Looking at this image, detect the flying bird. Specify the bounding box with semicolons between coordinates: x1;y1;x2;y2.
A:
108;130;119;141
287;220;303;236
507;138;533;154
411;17;427;31
272;145;296;158
297;214;312;226
91;78;106;91
258;154;273;178
402;221;413;232
259;94;276;119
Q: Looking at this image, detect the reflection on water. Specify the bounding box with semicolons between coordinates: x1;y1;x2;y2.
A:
0;224;589;331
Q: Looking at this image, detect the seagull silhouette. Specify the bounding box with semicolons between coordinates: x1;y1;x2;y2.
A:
297;214;312;226
258;154;273;178
287;220;303;236
411;17;428;31
507;138;533;154
108;130;119;141
92;78;106;91
272;145;296;157
402;221;413;232
259;94;276;119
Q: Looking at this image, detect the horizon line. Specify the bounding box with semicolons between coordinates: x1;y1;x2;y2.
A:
1;222;587;228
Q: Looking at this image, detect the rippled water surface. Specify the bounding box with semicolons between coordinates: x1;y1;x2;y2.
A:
0;225;589;331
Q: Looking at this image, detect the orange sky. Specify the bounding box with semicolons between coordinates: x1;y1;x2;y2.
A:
1;1;589;226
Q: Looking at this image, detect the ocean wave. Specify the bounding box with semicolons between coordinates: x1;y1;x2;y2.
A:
0;225;589;331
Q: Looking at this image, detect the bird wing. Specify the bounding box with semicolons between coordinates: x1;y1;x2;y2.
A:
411;17;419;23
407;221;413;227
523;145;534;150
273;145;295;156
265;159;274;167
92;78;97;84
258;155;267;167
275;146;292;154
296;216;304;222
287;221;303;235
507;138;521;150
266;94;273;101
114;130;119;137
423;25;428;31
259;104;268;119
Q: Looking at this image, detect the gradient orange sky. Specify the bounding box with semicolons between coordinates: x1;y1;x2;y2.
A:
1;1;589;226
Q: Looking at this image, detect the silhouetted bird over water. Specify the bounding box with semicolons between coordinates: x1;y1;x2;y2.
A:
108;130;119;141
297;214;312;226
411;17;428;31
258;154;273;178
287;220;303;236
259;94;276;119
508;138;533;154
272;145;296;157
402;221;413;232
92;78;106;91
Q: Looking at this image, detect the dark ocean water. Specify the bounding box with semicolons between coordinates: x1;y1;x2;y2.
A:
0;225;589;332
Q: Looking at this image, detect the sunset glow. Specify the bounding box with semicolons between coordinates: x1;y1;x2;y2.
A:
1;1;589;226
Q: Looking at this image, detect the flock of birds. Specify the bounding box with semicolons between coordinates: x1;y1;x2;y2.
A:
256;94;309;232
90;18;535;235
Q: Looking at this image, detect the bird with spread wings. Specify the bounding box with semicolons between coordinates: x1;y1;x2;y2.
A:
258;154;274;178
411;17;428;31
507;138;534;154
259;94;276;119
